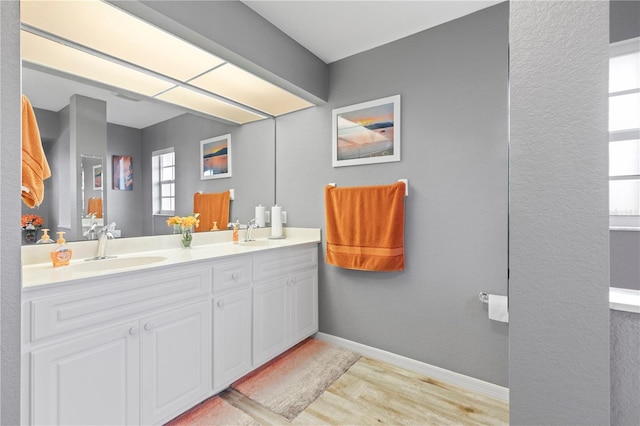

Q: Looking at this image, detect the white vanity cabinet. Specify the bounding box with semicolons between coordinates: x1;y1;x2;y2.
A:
22;234;320;425
211;259;253;392
23;265;211;426
140;300;210;424
252;247;318;367
30;320;140;425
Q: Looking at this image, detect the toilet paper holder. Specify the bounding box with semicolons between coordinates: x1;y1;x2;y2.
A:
479;292;489;304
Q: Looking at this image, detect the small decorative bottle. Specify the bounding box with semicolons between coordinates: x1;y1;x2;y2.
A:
211;221;219;231
50;232;72;267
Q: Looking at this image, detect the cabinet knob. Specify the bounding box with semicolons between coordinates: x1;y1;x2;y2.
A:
217;299;225;308
231;272;238;281
144;322;154;331
128;326;138;336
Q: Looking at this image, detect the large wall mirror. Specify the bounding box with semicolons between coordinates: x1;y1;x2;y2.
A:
21;64;276;243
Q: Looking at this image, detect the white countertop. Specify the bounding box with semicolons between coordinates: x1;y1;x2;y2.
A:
22;227;321;289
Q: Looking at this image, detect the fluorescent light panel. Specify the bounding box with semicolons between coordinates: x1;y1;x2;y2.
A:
21;30;175;97
20;0;315;123
20;0;224;82
190;63;314;116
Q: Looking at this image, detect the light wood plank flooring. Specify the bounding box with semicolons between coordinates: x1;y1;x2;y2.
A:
220;356;509;425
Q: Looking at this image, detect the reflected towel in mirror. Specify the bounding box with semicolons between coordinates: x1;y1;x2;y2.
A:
21;95;51;208
194;191;231;232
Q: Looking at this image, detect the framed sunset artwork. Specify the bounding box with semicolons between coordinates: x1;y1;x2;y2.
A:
332;95;401;167
200;134;232;180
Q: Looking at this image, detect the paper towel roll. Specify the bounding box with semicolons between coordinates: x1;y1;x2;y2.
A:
488;294;509;323
255;205;265;227
271;205;282;238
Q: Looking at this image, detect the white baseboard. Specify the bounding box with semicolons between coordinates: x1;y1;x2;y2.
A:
315;332;509;402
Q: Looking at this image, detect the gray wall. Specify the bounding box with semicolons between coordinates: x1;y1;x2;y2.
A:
69;95;107;241
611;310;640;425
277;4;510;386
1;1;22;424
610;0;640;43
141;114;275;236
107;123;143;237
611;230;640;290
509;2;610;424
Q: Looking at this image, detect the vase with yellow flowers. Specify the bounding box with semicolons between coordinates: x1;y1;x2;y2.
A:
21;213;44;244
166;214;200;248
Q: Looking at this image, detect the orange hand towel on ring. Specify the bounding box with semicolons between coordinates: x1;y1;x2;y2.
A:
325;181;405;272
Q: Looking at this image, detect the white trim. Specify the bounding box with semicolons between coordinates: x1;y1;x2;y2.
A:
151;146;174;156
610;37;640;57
315;332;509;402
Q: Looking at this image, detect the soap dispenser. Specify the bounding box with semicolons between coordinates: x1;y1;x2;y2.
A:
36;228;54;244
50;231;72;267
232;219;239;244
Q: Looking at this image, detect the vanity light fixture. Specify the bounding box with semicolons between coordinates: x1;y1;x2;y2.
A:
20;0;314;124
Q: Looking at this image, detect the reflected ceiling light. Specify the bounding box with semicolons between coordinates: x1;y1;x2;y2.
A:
157;86;266;124
190;63;314;116
21;30;175;98
20;0;315;125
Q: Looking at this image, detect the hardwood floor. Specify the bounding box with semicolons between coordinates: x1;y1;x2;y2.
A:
220;356;509;425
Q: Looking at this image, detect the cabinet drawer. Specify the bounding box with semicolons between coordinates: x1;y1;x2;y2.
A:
30;267;210;342
212;259;251;293
253;246;317;282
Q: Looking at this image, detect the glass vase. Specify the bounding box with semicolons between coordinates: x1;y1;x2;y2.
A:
173;224;182;234
24;228;38;244
181;226;193;248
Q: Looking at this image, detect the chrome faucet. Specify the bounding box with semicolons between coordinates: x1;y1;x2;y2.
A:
83;221;98;240
95;222;116;259
243;218;259;242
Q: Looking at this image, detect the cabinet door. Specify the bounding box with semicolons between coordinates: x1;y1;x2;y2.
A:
140;301;210;425
290;269;319;344
213;288;252;391
253;279;290;367
31;323;140;425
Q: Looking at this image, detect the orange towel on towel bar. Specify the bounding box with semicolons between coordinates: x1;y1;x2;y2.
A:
193;191;231;232
21;95;51;208
325;181;406;271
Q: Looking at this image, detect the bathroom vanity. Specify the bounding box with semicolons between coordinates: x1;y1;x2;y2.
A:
21;228;320;425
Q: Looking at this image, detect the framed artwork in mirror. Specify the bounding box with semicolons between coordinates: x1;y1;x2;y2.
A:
332;94;401;167
201;134;232;180
112;155;133;191
92;164;102;190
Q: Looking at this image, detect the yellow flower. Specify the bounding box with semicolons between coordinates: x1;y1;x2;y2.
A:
167;214;199;229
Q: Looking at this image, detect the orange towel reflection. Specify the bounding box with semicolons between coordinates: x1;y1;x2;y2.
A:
193;191;230;232
87;198;103;218
21;95;51;208
325;182;405;272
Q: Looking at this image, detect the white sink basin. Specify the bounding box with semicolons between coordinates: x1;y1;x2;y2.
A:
70;256;167;272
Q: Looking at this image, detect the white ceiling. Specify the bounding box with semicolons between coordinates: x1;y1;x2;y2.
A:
243;1;501;63
22;0;500;130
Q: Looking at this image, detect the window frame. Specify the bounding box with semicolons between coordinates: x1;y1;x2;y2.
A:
609;38;640;229
152;147;175;216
